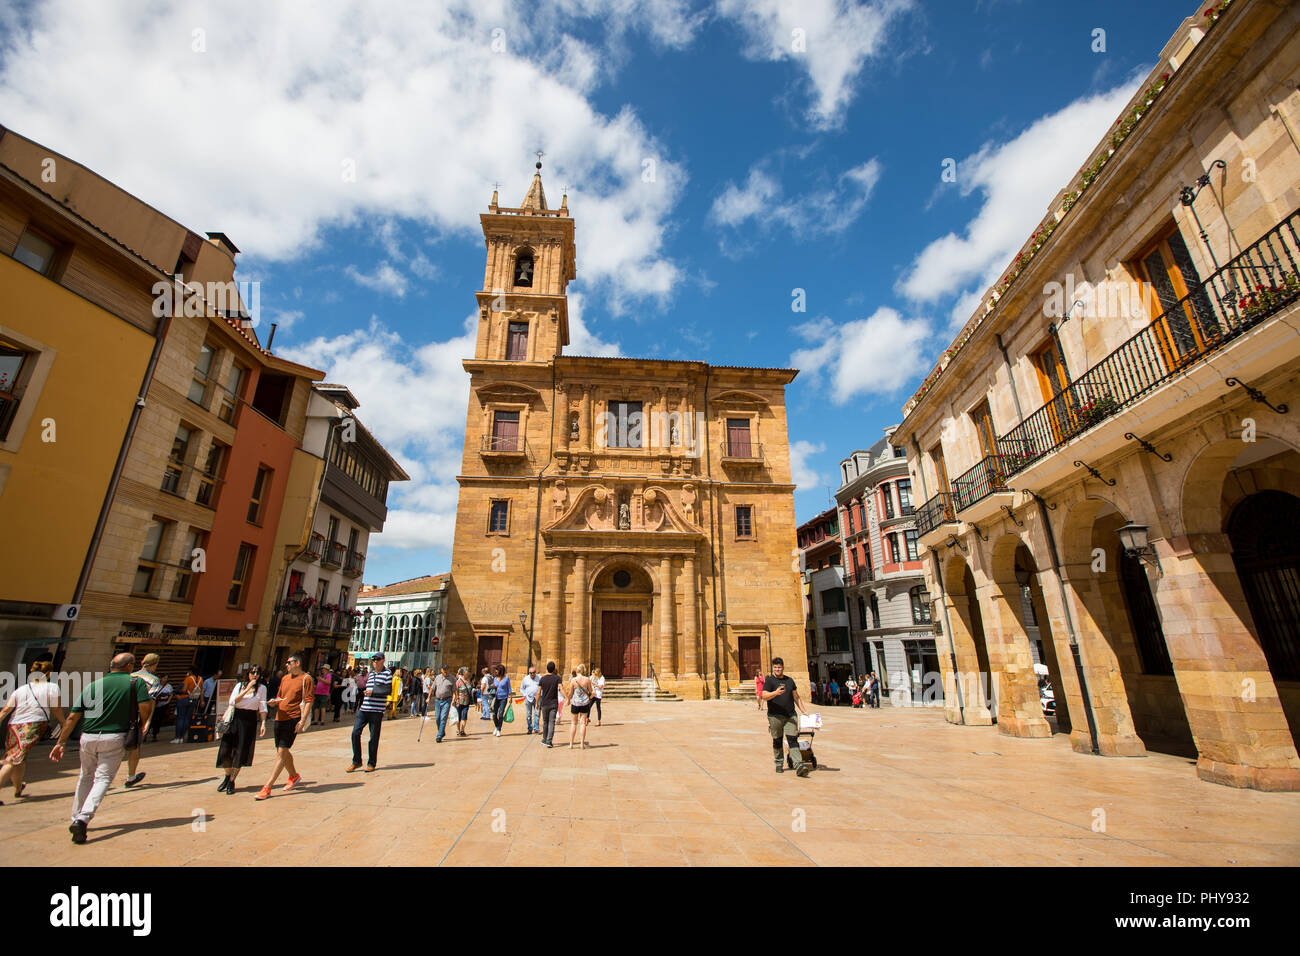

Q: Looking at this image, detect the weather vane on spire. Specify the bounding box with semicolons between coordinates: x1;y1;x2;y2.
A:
535;149;545;171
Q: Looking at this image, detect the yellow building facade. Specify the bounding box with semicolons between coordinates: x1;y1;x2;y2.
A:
445;170;807;698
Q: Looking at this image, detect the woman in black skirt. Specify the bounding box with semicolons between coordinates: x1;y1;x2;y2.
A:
216;665;268;794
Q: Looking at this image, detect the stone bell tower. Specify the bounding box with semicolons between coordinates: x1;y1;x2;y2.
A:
473;160;577;363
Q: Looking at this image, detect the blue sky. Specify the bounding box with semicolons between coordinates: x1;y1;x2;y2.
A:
0;0;1199;587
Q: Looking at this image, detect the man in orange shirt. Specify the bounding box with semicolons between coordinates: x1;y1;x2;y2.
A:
256;653;313;800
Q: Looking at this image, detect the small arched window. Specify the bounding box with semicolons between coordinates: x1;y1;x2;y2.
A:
412;615;422;652
513;249;534;287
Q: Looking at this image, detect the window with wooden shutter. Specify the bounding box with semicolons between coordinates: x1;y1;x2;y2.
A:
506;321;529;360
726;418;752;457
491;410;520;451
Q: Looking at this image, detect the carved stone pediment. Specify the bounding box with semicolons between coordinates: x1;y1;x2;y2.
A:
475;381;543;406
712;388;769;410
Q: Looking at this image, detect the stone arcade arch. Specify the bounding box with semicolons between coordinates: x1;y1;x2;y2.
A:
1057;495;1176;757
989;534;1073;737
940;553;994;724
1169;435;1300;790
983;533;1052;738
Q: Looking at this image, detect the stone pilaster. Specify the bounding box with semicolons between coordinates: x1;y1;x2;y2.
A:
681;554;698;677
658;556;675;678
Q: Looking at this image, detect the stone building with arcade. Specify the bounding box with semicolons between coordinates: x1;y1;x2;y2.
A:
896;0;1300;790
443;166;807;698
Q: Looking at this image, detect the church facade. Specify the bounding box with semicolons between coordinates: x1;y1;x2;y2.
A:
443;167;807;698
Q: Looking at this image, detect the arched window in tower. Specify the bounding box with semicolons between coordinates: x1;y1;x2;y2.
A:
513;249;534;287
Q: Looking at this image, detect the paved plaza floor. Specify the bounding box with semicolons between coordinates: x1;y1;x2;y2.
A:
2;700;1297;866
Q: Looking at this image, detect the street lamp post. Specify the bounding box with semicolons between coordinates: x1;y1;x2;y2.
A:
520;610;531;672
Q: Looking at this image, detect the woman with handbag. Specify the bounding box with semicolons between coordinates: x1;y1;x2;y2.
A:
216;665;268;794
0;660;65;802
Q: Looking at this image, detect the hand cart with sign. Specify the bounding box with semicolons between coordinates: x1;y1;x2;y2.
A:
786;712;821;770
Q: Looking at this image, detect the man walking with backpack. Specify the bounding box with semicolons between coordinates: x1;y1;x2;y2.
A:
49;652;155;844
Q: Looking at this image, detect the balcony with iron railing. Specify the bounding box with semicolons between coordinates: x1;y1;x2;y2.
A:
343;550;365;577
720;440;764;463
306;532;325;561
995;208;1300;485
915;491;957;541
321;541;346;569
843;567;874;587
481;434;528;457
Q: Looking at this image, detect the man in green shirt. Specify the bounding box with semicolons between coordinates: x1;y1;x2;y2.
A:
50;652;154;844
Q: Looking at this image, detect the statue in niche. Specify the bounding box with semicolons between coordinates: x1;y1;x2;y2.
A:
681;483;696;523
569;412;580;440
618;502;631;530
670;420;681;446
552;480;567;517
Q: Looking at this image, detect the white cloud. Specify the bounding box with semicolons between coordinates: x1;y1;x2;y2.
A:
709;157;882;242
565;291;622;357
344;262;409;297
789;439;826;490
280;314;479;553
897;78;1143;324
790;307;932;404
716;0;914;129
0;0;688;307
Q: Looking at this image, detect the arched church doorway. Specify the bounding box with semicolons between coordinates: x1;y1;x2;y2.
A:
592;563;653;678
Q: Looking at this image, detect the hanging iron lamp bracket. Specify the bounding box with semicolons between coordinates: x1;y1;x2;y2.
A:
1073;460;1117;486
1225;377;1289;414
1124;432;1173;462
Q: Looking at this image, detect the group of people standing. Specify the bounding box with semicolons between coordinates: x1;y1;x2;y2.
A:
812;673;881;708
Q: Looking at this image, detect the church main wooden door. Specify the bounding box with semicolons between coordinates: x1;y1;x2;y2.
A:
600;610;641;678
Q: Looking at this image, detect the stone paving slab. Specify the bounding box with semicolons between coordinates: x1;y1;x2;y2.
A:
1;701;1297;866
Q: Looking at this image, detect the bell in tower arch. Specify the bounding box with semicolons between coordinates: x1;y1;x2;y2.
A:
514;249;534;287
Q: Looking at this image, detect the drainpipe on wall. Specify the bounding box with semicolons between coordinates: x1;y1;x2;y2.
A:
55;313;173;671
1031;491;1100;755
914;437;965;721
703;365;721;701
524;360;559;674
995;333;1025;425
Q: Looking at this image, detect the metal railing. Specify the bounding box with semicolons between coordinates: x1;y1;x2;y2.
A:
951;454;1013;513
996;208;1300;479
720;440;763;460
343;550;365;576
306;532;325;560
915;492;956;538
843;567;874;587
321;542;345;568
481;434;527;453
